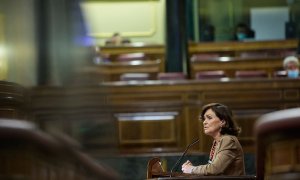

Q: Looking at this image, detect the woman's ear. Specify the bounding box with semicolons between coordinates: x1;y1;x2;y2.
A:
221;120;226;126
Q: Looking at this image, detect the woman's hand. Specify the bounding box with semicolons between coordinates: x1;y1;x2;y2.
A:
181;160;194;174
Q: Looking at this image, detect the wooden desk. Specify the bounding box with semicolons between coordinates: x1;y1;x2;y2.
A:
100;44;165;56
147;157;256;179
99;44;166;76
76;59;163;82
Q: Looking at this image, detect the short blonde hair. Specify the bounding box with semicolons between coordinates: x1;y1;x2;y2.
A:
283;56;299;69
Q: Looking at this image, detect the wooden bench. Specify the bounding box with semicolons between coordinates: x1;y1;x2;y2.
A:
188;39;298;57
99;43;165;61
94;40;298;82
99;43;165;73
0;81;29;119
100;40;298;60
190;56;285;79
0;119;118;179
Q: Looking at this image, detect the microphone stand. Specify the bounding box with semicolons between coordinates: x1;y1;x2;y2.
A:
170;139;199;176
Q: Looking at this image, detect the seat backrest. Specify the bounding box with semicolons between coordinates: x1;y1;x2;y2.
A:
116;53;146;61
157;72;186;80
0;119;119;180
255;108;300;180
195;70;226;80
120;73;150;81
235;70;267;78
147;157;164;179
190;53;220;61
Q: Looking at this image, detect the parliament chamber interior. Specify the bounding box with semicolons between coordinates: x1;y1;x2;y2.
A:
1;0;300;179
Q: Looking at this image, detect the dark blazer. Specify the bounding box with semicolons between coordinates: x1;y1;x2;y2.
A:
191;135;245;175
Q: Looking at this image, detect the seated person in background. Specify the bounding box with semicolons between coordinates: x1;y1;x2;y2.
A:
105;32;131;46
200;24;215;42
233;23;255;41
283;56;299;78
181;103;245;176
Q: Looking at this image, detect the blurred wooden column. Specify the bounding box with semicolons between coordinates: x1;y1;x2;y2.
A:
35;0;50;85
165;0;190;78
35;0;91;85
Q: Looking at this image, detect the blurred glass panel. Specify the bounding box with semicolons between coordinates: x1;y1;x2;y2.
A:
198;0;300;42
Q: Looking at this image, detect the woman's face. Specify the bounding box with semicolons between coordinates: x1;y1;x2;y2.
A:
202;109;223;138
286;61;299;70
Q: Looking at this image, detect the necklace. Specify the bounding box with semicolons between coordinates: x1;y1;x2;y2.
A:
209;140;217;163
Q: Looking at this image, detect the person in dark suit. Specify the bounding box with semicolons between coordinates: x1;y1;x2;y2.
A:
233;23;255;41
105;32;131;46
181;103;245;175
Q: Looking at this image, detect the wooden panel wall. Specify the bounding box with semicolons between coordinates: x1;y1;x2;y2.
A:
104;79;300;153
31;86;118;152
31;78;300;154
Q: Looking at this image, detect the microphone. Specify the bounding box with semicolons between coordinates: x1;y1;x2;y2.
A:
170;139;199;174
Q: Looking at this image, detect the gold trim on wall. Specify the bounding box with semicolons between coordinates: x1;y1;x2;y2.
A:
0;14;8;80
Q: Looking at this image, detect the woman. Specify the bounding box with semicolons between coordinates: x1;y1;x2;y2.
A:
181;103;245;175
